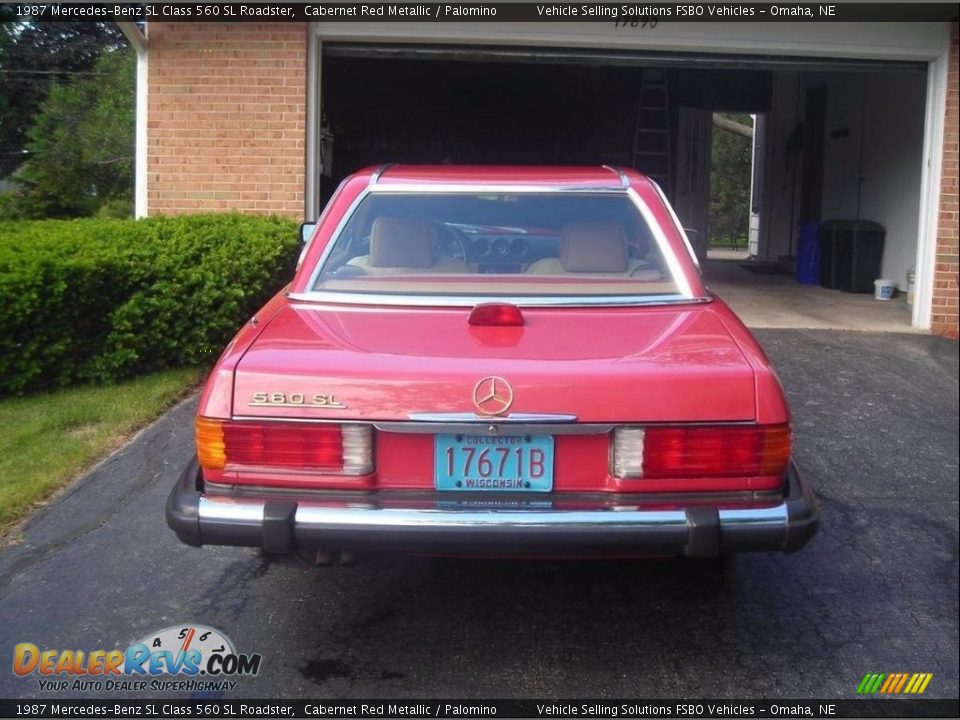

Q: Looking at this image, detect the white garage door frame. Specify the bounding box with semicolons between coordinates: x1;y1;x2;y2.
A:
305;21;953;330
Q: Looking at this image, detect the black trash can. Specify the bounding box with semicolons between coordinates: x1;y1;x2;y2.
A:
818;220;885;293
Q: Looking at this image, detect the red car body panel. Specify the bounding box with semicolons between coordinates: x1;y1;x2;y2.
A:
231;303;763;424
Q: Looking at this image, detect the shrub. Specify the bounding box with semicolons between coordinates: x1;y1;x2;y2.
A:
0;213;300;396
96;198;134;219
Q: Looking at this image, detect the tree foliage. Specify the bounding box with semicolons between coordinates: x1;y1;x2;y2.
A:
0;21;126;178
4;48;135;218
709;113;753;247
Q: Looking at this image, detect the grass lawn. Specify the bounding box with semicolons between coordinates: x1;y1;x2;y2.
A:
0;369;201;535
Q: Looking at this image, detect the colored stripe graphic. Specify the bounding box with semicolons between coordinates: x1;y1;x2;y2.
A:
912;673;933;694
863;673;885;694
879;674;897;693
858;673;932;694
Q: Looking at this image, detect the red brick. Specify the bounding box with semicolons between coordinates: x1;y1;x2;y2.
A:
146;22;307;218
932;21;960;338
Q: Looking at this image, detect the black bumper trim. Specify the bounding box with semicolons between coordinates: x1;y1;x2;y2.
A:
165;459;202;547
165;458;819;557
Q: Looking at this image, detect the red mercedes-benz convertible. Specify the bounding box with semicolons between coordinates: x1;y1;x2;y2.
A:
166;165;818;561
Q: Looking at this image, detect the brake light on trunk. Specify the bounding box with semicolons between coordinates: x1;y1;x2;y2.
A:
196;417;373;475
612;424;791;480
468;303;524;326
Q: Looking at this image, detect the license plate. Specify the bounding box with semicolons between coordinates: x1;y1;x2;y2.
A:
434;434;554;492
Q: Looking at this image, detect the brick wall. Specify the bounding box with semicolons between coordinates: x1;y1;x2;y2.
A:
932;21;959;337
146;23;307;217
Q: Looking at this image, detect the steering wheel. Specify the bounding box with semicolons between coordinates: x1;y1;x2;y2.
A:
435;223;469;263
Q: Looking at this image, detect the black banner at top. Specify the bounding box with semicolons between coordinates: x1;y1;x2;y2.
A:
5;2;960;23
2;699;960;719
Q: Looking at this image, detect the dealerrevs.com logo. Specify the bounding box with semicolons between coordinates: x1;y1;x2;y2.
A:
13;624;261;693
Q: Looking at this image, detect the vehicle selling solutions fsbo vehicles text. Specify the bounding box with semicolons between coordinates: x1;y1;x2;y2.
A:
537;5;836;18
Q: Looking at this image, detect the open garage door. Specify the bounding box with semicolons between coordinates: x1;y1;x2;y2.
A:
317;42;929;332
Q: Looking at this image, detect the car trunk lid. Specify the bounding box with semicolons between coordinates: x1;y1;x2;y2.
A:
232;302;757;423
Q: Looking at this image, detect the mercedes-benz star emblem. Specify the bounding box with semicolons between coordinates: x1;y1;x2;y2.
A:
472;376;514;416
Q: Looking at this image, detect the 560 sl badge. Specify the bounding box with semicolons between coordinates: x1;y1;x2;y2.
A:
249;392;347;409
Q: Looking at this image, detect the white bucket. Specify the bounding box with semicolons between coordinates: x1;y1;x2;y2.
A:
874;279;895;301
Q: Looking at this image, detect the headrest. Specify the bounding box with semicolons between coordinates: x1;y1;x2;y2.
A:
560;222;628;273
369;217;436;269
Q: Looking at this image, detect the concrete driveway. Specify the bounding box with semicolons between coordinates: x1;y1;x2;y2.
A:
1;330;957;700
703;259;917;332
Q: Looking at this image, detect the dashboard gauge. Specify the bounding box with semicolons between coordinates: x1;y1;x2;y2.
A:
472;237;492;258
509;238;527;258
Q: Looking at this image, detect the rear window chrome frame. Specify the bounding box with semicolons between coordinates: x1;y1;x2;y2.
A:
295;183;703;307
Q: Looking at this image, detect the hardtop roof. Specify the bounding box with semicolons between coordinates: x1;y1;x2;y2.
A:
360;164;647;189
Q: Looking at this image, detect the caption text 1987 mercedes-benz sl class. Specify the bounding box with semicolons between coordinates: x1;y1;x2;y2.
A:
166;165;819;562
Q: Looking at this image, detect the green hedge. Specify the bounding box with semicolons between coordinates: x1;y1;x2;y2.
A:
0;214;300;396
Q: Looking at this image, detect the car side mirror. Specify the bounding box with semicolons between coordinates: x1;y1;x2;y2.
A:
298;221;317;244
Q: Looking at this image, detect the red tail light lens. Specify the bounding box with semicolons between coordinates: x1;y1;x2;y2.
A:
613;424;791;480
224;423;343;469
196;418;373;475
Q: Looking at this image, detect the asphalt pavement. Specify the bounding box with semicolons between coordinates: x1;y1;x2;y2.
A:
1;330;957;700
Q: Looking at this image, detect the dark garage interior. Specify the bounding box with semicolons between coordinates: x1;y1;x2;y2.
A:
319;47;771;204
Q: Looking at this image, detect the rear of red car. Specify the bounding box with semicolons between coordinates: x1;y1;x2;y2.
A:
166;166;818;559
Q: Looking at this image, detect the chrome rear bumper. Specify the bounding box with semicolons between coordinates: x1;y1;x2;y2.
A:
166;459;819;558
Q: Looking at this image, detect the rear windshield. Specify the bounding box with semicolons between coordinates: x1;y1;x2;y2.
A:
311;192;684;299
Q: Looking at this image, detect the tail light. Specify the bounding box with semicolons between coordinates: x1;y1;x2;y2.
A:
196;417;373;475
612;424;791;480
468;303;525;326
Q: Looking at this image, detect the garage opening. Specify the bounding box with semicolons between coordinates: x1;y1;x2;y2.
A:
318;44;928;331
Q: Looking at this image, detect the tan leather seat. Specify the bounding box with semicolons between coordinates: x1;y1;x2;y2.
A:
347;217;468;274
526;222;658;277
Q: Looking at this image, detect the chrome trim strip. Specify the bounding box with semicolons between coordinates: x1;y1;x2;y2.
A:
717;505;789;525
295;506;690;529
366;183;626;194
651;180;702;273
376;421;612;436
201;479;778;504
196;496;790;532
406;412;577;423
306;186;372;289
287;293;712;308
602;165;630;189
369;164;394;186
626;186;694;298
228;416;754;434
199;499;264;523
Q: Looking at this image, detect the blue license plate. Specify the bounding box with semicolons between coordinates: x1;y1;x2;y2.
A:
434;434;554;492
